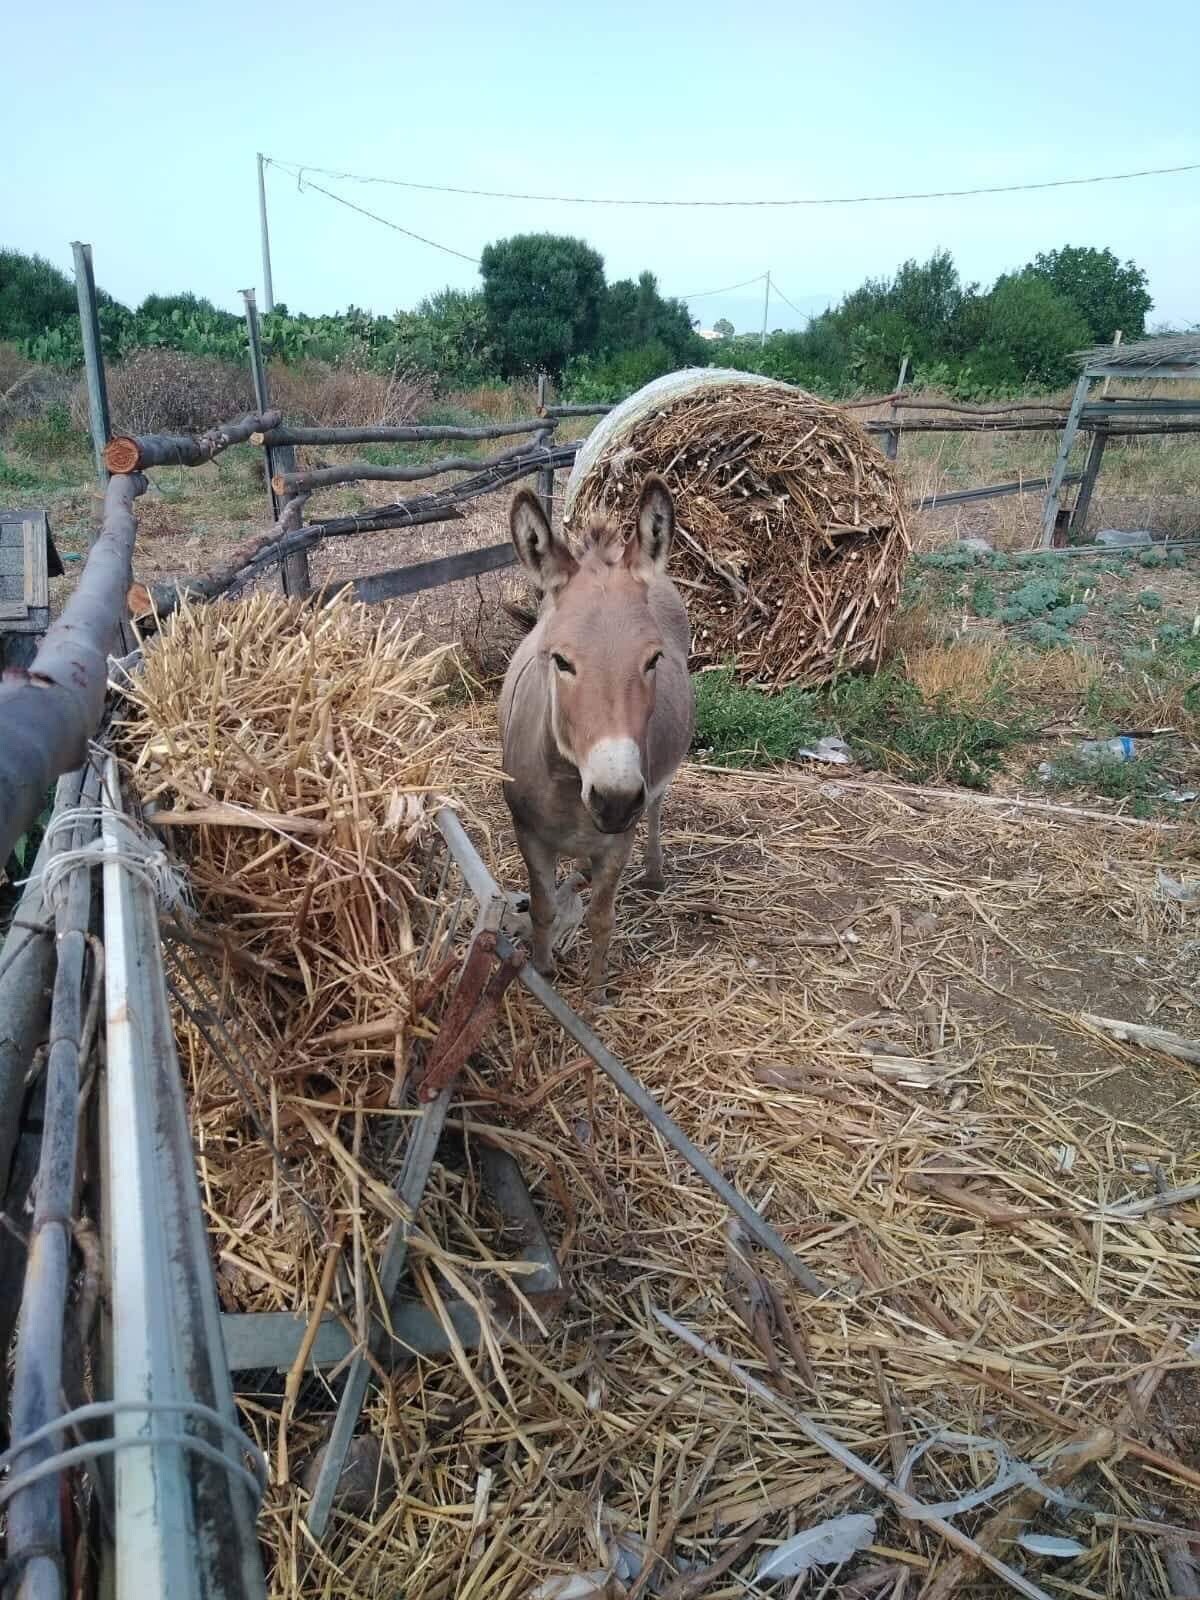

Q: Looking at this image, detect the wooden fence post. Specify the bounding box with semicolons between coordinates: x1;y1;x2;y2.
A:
881;355;908;462
71;242;111;500
536;374;555;521
242;290;310;597
1039;373;1092;548
1069;424;1108;537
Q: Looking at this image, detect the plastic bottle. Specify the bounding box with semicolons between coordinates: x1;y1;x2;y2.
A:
1077;736;1135;763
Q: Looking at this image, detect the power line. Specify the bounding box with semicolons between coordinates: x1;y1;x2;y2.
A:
267;154;1200;210
771;282;810;318
289;174;481;264
677;273;767;300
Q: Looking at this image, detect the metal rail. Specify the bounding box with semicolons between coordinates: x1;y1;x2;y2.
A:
101;757;265;1599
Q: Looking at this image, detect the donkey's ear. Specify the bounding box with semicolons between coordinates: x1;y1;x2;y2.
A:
510;490;577;597
627;475;675;578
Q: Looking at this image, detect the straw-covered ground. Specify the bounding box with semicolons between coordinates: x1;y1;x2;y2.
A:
117;602;1200;1600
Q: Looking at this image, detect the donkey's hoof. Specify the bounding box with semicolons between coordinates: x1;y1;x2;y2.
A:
635;872;665;894
533;954;557;980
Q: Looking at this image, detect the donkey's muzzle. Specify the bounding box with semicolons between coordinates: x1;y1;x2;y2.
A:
589;782;646;835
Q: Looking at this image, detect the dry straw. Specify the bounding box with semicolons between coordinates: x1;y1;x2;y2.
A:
120;618;1199;1599
567;381;910;686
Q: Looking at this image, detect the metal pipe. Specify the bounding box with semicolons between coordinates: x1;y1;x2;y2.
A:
8;765;102;1600
256;155;275;314
71;243;111;493
0;768;84;1198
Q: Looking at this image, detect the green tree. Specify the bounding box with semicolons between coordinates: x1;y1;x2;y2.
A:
389;287;499;387
1026;246;1152;344
973;272;1091;390
0;250;81;345
713;318;735;339
480;233;606;376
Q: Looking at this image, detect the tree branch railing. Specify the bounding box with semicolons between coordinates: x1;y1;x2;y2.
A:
270;436;550;496
253;418;550;448
103;409;282;473
133;441;580;620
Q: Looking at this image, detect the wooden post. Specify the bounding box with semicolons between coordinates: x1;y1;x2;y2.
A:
242;290;310;597
882;355;909;462
71;242;111;496
535;378;555;521
1068;425;1108;537
1039;372;1091;548
1101;330;1122;398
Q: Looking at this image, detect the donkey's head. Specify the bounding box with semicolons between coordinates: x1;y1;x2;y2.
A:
509;476;677;835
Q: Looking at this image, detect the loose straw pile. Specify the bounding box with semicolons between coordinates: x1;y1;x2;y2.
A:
567;379;910;686
117;596;511;1314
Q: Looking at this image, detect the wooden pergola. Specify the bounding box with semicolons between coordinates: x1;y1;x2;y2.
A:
1040;332;1200;546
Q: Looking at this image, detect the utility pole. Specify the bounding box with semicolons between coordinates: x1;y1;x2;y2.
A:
257;153;275;313
760;270;771;347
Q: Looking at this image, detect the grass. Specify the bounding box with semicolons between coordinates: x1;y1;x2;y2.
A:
694;660;1032;789
1036;748;1173;817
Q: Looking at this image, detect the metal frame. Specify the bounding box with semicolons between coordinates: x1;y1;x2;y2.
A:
436;809;829;1303
304;883;506;1537
71;242;111;492
221;1142;563;1374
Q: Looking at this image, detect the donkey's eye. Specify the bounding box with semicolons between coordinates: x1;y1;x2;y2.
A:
551;652;575;675
645;651;663;673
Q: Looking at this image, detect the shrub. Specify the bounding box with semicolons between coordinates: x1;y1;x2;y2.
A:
10;402;87;459
266;359;428;428
0;345;75;421
693;668;822;764
0;251;80;346
562;341;682;403
96;349;256;434
971;273;1091;391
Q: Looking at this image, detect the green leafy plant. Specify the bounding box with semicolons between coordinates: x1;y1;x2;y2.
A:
694;665;1030;790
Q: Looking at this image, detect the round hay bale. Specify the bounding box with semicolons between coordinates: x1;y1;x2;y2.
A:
563;368;910;687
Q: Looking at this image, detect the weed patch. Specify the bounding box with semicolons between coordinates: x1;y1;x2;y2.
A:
694;663;1030;789
0;455;41;491
1036;749;1172;817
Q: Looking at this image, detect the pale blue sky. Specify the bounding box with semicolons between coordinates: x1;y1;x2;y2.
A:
5;0;1197;333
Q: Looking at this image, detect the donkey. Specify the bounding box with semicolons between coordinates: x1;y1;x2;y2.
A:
499;476;694;991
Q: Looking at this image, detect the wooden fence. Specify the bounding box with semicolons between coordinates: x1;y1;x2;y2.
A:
4;246;1200;865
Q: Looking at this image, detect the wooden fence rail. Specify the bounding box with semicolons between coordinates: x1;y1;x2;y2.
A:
271;437;549;495
254;418;549;447
104;410;282;473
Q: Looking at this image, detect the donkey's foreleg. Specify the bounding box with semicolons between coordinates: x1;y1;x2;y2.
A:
515;827;559;976
637;791;666;892
585;836;635;994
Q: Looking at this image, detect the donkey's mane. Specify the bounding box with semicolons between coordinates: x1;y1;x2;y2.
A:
581;516;627;565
